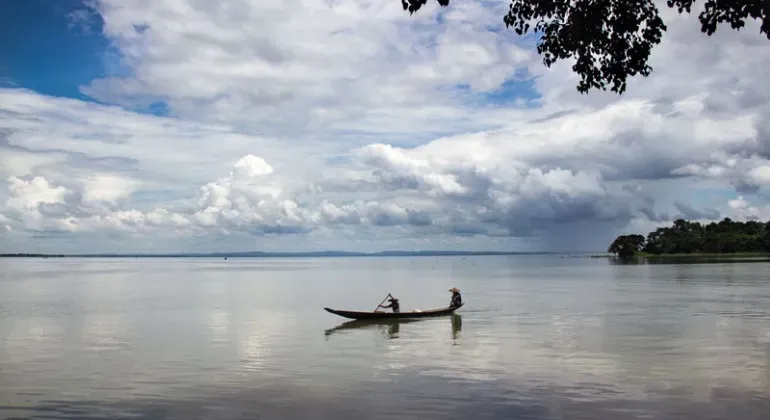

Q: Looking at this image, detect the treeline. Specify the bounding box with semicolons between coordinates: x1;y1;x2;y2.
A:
0;253;65;258
608;218;770;258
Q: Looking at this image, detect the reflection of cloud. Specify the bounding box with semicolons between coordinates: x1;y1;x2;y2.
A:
80;313;131;352
207;309;230;338
367;316;504;382
14;317;65;346
237;319;268;373
5;371;769;420
234;311;293;374
687;315;770;395
355;275;770;403
3;257;770;419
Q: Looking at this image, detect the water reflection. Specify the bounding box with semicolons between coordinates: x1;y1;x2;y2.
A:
3;378;770;420
3;257;770;420
451;313;462;342
324;318;418;339
324;314;463;341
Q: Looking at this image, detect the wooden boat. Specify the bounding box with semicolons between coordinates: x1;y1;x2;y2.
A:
323;303;463;320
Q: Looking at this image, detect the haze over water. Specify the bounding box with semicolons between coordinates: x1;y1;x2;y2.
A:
1;255;769;420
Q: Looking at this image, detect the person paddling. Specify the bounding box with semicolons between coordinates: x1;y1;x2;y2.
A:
378;296;400;313
449;287;462;308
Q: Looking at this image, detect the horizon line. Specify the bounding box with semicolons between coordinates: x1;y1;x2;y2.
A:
0;249;610;258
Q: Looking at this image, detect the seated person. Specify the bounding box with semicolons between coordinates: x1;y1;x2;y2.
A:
378;296;400;313
449;287;462;307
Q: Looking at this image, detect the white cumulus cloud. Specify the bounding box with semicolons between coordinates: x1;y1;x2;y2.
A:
1;0;770;253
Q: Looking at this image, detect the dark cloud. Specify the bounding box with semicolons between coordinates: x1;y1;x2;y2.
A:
673;201;721;221
505;195;632;226
371;171;421;191
622;183;655;207
638;207;669;222
38;203;77;219
66;153;140;173
0;132;140;174
371;211;404;227
528;109;578;124
254;225;311;235
406;210;432;226
447;224;488;237
751;115;770;160
732;179;761;195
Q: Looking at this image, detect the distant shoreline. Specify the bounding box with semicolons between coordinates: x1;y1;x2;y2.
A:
589;252;770;259
0;253;66;258
582;252;770;260
633;252;770;258
0;251;611;259
5;251;766;259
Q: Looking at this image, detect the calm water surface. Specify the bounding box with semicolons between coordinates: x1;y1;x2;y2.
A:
1;255;769;419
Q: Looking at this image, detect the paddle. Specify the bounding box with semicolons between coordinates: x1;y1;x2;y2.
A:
373;293;392;312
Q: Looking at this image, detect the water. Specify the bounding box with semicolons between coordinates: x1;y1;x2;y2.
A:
1;255;769;420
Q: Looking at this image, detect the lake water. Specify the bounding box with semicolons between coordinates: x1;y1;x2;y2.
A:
1;255;769;420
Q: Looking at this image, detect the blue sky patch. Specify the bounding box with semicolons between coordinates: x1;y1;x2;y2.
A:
2;0;111;101
448;71;542;109
1;0;170;117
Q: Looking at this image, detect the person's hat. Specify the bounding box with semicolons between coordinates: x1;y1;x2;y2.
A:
388;297;399;301
448;287;460;293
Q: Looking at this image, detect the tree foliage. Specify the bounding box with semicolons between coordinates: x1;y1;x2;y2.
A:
400;0;770;94
608;217;770;256
608;234;646;259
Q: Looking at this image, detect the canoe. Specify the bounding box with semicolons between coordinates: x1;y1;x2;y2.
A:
323;303;463;320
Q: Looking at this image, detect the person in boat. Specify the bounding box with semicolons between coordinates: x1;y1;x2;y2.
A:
378;296;400;313
449;287;462;308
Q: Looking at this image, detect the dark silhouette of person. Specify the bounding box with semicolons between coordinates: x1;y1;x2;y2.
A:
449;287;462;307
379;296;400;313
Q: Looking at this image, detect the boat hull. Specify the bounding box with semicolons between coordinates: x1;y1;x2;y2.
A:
323;303;463;320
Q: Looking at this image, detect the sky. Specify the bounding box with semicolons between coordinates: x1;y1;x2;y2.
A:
1;0;769;254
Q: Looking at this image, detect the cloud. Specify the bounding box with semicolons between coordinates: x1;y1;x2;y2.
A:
81;174;139;205
1;0;770;252
4;176;74;233
673;201;721;221
66;0;102;35
80;0;535;138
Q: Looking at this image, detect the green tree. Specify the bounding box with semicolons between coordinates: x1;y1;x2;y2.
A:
401;0;770;94
608;234;646;259
763;222;770;251
609;217;770;255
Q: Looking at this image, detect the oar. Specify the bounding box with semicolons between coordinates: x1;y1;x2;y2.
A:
373;293;392;312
